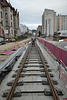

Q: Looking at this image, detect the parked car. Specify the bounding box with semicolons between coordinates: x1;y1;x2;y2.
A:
5;38;9;42
9;38;15;42
0;37;6;45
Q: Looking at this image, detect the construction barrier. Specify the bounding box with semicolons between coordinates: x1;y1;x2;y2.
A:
59;60;67;88
36;37;67;66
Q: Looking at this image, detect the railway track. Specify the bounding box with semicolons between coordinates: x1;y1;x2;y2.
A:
1;38;64;100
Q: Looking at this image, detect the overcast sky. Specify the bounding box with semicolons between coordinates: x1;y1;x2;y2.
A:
8;0;67;30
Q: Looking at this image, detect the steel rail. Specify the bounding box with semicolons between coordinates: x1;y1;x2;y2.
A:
6;41;60;100
6;43;31;100
37;44;60;100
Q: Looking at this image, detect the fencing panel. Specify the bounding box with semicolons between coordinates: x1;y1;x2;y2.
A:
37;38;67;66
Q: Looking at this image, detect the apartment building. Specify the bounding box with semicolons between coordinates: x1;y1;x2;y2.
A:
13;9;19;37
42;9;67;37
42;9;56;37
19;24;28;34
0;1;4;37
57;15;67;31
0;0;20;39
42;13;45;34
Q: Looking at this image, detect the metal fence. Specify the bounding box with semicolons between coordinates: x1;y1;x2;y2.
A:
36;38;67;66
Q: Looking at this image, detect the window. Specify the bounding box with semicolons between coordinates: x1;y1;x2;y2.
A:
1;20;3;26
1;12;3;18
11;22;12;27
6;21;8;26
1;6;2;10
0;27;1;34
10;8;12;12
11;15;12;20
5;8;7;11
5;13;8;19
10;8;12;13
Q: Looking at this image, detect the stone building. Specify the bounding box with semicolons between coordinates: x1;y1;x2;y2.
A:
42;9;56;37
0;1;4;37
13;9;19;37
0;0;20;39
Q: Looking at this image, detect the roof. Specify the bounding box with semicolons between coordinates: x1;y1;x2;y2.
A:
0;0;14;9
0;0;19;15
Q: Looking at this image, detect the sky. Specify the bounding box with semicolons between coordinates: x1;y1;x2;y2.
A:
7;0;67;30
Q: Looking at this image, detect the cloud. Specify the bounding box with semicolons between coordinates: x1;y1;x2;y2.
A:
8;0;67;29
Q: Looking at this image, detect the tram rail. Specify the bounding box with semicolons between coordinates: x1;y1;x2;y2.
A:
5;38;62;100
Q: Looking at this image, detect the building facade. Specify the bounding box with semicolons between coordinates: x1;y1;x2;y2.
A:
42;9;56;36
0;1;4;37
57;15;67;31
13;9;19;37
19;24;28;34
42;13;45;35
42;9;67;37
37;25;42;36
0;0;20;39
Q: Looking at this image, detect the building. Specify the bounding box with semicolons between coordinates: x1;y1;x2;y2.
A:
29;29;32;34
13;9;19;37
37;25;42;36
0;1;4;37
2;0;14;39
42;12;45;35
19;24;28;34
0;0;20;39
42;9;67;38
56;15;67;31
42;9;56;37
